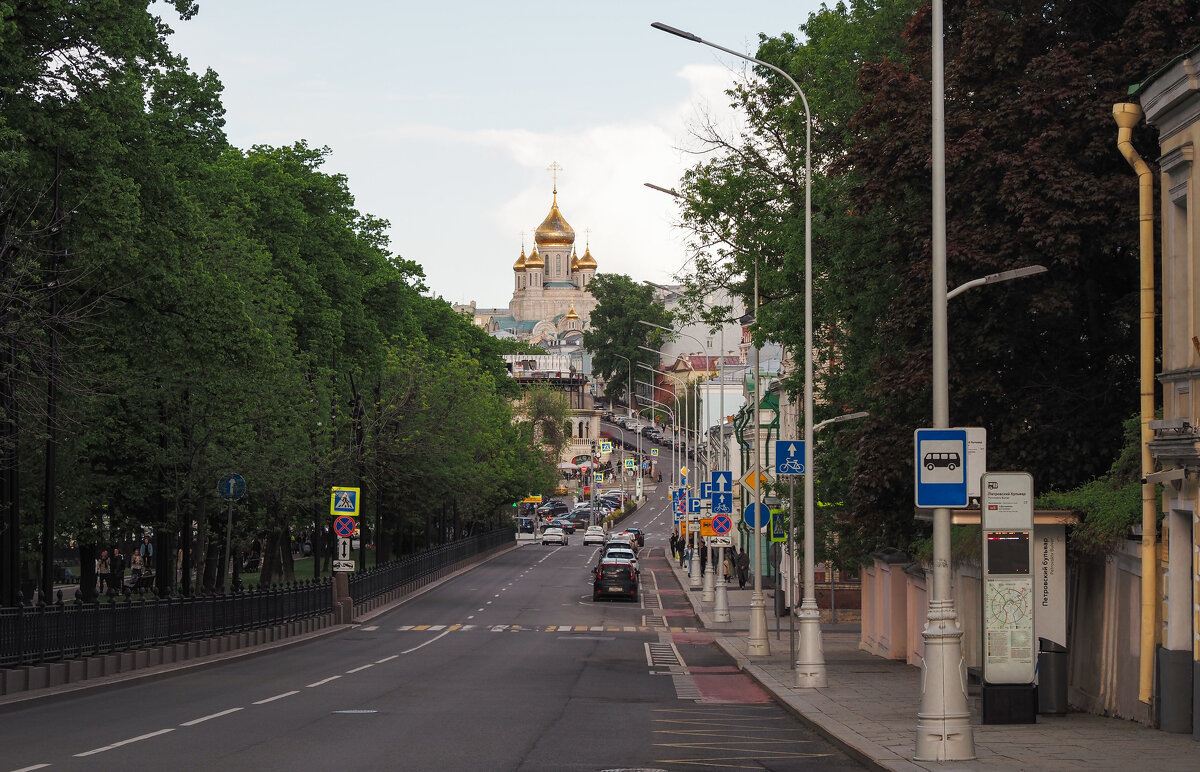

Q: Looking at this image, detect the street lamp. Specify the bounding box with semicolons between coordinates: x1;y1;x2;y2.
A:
612;353;642;498
946;265;1047;300
634;388;678;489
654;19;813;660
637;363;683;478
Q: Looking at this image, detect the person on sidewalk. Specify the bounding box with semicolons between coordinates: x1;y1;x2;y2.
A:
683;544;694;577
96;549;111;593
723;552;733;583
736;548;749;589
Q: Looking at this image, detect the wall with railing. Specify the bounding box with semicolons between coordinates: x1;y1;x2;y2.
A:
1;528;514;674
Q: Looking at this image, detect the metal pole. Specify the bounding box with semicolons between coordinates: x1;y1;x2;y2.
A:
915;0;975;759
748;255;769;655
789;475;796;668
222;498;234;592
713;324;730;622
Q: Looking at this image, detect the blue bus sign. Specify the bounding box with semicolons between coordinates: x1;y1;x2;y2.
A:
914;428;968;508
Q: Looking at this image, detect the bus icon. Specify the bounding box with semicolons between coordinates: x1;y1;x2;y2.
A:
923;452;960;472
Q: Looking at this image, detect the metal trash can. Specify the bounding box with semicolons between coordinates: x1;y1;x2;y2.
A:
1038;637;1068;715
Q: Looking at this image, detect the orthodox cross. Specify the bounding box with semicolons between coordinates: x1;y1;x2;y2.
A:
547;161;562;193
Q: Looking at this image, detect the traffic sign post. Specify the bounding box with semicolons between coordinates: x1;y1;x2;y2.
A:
217;473;245;594
711;491;733;515
743;502;771;529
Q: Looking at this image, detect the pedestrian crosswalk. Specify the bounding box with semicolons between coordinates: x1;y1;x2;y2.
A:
388;623;700;634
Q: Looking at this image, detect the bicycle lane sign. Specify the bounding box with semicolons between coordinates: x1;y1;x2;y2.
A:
775;440;805;475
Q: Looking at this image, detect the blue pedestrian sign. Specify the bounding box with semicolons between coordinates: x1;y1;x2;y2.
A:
914;428;968;508
711;471;733;492
688;497;701;514
775;440;805;475
330;486;360;516
711;491;733;515
743;502;771;528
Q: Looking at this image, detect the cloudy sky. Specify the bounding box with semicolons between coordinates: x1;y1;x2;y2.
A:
162;1;824;308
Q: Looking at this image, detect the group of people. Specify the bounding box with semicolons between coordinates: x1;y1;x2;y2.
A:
669;534;750;589
94;536;154;593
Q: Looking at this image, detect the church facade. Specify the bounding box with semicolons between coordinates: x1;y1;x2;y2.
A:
460;182;600;347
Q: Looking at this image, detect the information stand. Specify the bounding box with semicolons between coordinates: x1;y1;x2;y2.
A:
980;472;1037;724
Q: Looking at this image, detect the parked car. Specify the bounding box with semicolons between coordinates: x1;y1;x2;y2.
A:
541;527;568;546
515;516;534;534
582;525;607;545
593;558;638;602
550;518;576;534
537;500;568;518
623;527;645;547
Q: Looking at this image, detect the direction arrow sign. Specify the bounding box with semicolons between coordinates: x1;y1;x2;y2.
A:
711;491;733;515
334;515;356;538
711;470;733;492
775;440;805;475
337;537;352;561
218;473;246;501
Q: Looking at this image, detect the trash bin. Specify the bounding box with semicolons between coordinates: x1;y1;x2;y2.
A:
1038;637;1068;715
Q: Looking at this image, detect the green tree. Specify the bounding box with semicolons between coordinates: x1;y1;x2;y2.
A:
582;274;673;408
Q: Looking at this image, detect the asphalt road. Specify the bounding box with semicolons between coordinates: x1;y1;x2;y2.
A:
1;430;863;771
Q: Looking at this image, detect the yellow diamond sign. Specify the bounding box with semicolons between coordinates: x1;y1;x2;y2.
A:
740;470;772;491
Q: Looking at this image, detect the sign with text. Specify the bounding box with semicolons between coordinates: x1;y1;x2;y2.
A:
981;472;1035;685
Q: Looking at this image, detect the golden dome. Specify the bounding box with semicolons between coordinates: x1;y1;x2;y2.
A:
565;304;579;321
524;245;544;269
570;249;580;271
513;247;526;272
578;244;597;270
534;194;575;246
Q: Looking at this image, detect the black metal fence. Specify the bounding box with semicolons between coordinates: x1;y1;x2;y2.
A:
1;528;513;669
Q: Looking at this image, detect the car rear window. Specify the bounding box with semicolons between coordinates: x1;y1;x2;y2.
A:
599;563;633;580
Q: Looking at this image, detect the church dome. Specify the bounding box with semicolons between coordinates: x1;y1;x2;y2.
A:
513;247;527;272
570;249;580;271
534;194;575;247
565;304;579;321
524;245;544;269
578;244;597;270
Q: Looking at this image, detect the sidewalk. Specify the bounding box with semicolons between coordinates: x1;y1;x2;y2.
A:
664;552;1197;771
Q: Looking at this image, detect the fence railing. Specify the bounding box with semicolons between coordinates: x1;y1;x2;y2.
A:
1;528;514;669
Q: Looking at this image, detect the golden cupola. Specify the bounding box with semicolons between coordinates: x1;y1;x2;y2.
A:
513;247;527;272
577;243;597;270
524;244;544;269
565;304;579;321
534;191;575;247
570;249;581;272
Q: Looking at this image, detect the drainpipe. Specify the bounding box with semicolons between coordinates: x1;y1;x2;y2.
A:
1113;102;1157;706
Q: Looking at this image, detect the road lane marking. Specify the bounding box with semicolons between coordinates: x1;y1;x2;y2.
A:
253;690;299;705
11;765;50;771
427;625;445;631
74;728;175;756
361;625;379;631
180;707;244;726
307;675;342;688
401;628;452;654
375;655;399;664
346;663;374;674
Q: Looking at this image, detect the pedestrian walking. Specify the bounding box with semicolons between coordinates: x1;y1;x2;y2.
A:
669;533;678;561
96;549;111;593
110;548;125;590
684;544;694;577
723;552;733;583
736;548;749;589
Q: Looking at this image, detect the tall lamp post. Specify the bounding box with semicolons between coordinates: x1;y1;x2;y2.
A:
613;353;642;497
653;19;813;659
638;364;684;481
634;391;678;489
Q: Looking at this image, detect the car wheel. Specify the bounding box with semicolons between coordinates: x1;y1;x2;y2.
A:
592;591;600;602
630;592;638;602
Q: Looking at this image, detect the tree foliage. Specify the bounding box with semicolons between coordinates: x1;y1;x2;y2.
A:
582;274;673;406
0;2;552;598
673;0;1200;562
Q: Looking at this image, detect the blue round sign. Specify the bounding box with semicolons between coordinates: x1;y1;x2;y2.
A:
743;502;771;528
218;473;245;501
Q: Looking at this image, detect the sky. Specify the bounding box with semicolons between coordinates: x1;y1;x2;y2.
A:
161;1;825;308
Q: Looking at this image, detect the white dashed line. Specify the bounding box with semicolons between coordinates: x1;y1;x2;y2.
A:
11;765;50;771
346;664;374;674
75;728;175;756
376;654;399;664
401;628;452;654
253;690;298;705
307;675;341;688
180;707;243;726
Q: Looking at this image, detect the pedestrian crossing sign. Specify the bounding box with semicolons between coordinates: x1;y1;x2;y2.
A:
330;486;360;516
